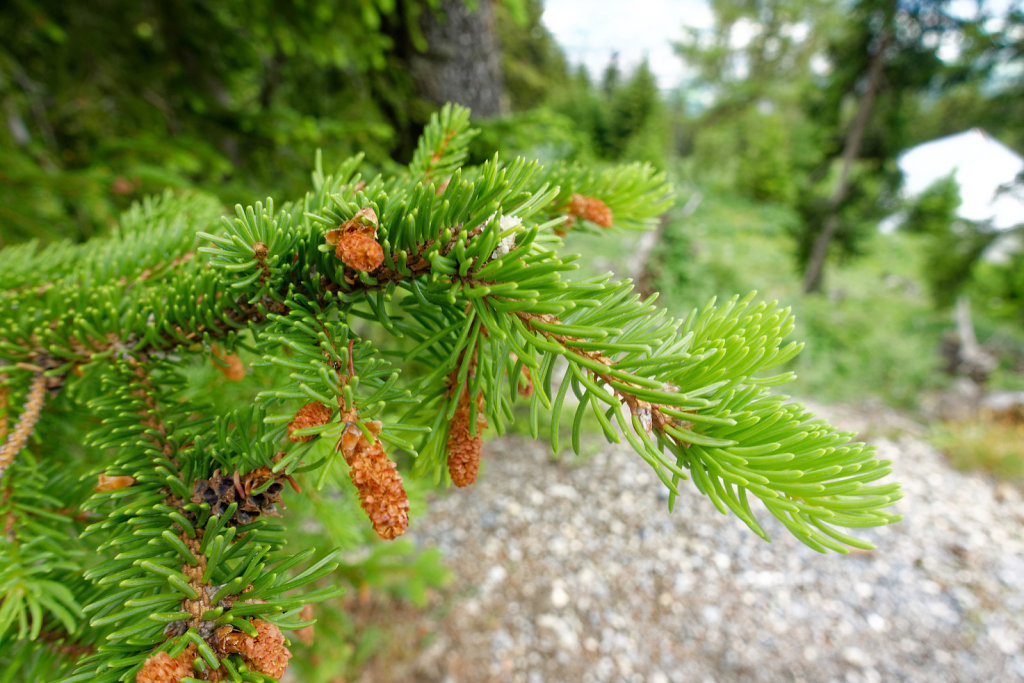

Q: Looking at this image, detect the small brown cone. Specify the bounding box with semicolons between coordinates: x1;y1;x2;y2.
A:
218;354;245;381
211;344;245;381
242;619;291;679
446;389;487;487
325;207;385;272
287;401;332;442
136;644;195;683
568;193;613;228
336;231;384;272
95;473;136;492
216;619;291;679
338;421;409;540
295;604;316;645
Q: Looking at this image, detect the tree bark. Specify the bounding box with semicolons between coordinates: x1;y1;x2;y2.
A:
412;0;507;118
802;33;891;294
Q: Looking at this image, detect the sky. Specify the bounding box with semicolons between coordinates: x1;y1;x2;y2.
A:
541;0;712;90
540;0;1020;91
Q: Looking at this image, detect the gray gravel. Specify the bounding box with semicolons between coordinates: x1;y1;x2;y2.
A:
404;403;1024;682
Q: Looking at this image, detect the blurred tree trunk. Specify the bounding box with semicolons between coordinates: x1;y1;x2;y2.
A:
413;0;507;118
802;31;890;294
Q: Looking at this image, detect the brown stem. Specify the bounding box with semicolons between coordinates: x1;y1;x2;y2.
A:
0;382;8;445
515;312;691;443
0;373;47;480
423;127;458;183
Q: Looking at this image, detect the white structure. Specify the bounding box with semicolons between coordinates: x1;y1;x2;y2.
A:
897;128;1024;230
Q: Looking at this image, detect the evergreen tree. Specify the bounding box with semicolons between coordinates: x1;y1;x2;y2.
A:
675;0;836;201
902;176;996;308
0;105;900;681
0;0;439;244
609;58;669;164
549;59;669;165
675;0;985;291
0;0;549;245
496;0;571;111
797;0;963;292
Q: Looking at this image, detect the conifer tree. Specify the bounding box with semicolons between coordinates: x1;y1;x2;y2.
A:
0;104;901;682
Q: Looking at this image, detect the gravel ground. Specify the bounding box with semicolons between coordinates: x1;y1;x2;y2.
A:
400;403;1024;682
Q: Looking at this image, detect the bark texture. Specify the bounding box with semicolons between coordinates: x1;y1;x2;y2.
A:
413;1;507;118
802;33;891;294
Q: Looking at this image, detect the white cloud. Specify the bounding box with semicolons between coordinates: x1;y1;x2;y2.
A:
541;0;712;89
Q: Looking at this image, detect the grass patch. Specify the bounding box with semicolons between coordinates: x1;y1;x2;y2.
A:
931;418;1024;482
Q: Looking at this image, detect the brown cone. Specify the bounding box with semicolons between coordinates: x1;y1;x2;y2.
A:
335;231;384;272
215;619;291;679
287;401;332;442
446;389;487;487
325;207;385;272
241;619;291;679
568;193;613;228
136;644;195;683
338;421;409;540
95;473;136;492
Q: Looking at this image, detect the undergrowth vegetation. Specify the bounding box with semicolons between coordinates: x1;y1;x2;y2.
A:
932;418;1024;482
593;188;958;409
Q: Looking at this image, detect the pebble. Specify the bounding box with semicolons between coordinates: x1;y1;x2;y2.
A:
550;580;570;609
403;402;1024;682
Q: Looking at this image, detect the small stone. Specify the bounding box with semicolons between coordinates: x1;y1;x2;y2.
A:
701;605;721;624
842;646;872;668
548;484;578;500
536;614;579;652
550;580;570;609
867;613;887;632
485;565;507;588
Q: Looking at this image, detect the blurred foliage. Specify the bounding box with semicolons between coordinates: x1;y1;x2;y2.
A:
912;6;1024;151
468;108;587;164
789;157;900;270
469;52;673;170
0;0;565;247
497;0;570;110
898;173;1024;336
974;247;1024;327
674;0;1022;289
642;187;950;409
790;0;957;282
545;59;672;167
0;0;439;244
791;289;947;407
902;175;999;308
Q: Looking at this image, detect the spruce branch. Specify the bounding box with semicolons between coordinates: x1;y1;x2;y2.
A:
407;102;476;183
63;358;341;681
0;103;904;680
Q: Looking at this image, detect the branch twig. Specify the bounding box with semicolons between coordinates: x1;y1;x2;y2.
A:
0;373;47;480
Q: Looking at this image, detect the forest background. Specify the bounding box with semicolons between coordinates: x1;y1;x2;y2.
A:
2;0;1023;678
